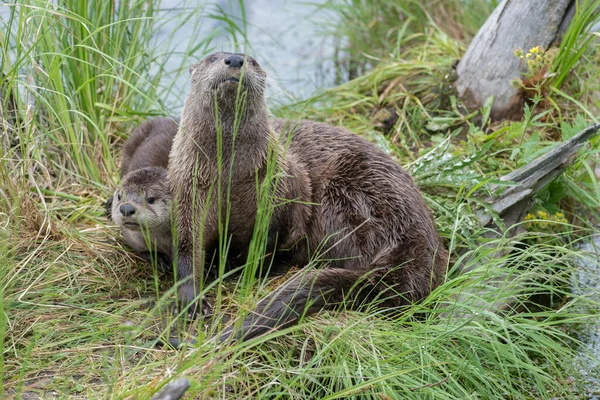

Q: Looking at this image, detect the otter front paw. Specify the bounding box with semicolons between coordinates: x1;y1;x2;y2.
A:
177;282;212;319
156;253;173;275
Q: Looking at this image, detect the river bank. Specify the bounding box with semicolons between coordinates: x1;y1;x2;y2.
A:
1;1;600;398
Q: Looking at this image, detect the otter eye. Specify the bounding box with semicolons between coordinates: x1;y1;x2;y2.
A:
147;197;156;205
249;60;256;66
210;56;217;63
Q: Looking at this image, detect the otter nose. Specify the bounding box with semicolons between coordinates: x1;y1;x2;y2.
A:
224;55;244;68
119;203;136;217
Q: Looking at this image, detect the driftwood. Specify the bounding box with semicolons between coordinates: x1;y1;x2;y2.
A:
455;0;575;120
452;122;600;313
477;122;600;236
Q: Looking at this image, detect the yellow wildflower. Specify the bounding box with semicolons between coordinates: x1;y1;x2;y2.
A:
530;46;541;54
554;212;568;223
514;48;524;58
526;52;532;58
536;55;542;62
525;213;535;221
537;210;548;219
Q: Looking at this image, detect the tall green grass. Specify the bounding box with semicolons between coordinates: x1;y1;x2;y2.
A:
552;0;600;89
317;0;495;82
4;1;155;181
122;229;600;399
2;0;600;398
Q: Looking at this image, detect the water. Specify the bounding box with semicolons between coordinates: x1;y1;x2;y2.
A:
156;0;338;109
0;0;338;109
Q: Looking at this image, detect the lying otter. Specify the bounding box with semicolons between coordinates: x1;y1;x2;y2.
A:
107;118;178;272
169;52;448;342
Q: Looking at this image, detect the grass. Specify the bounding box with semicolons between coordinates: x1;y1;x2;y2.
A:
316;0;496;83
2;0;600;398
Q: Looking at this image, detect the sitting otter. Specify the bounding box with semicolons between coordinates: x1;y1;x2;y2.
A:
107;118;178;272
169;52;448;342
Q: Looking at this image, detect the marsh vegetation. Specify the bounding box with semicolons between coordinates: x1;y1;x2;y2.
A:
1;0;600;398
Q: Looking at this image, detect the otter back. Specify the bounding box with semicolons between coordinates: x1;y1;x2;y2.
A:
121;118;179;176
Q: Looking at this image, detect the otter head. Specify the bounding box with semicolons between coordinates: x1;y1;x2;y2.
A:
111;167;171;232
187;52;267;112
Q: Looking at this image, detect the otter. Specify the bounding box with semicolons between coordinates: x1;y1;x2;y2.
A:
107;118;178;272
169;53;311;316
108;166;172;271
108;117;241;279
169;52;448;342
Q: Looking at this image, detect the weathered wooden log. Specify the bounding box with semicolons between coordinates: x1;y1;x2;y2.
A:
477;122;600;234
453;122;600;313
455;0;575;120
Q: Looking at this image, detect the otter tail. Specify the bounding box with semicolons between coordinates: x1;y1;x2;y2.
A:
161;268;366;348
218;267;373;342
163;244;443;347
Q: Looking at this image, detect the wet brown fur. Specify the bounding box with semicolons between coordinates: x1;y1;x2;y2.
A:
169;52;448;342
169;53;311;315
121;118;179;176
